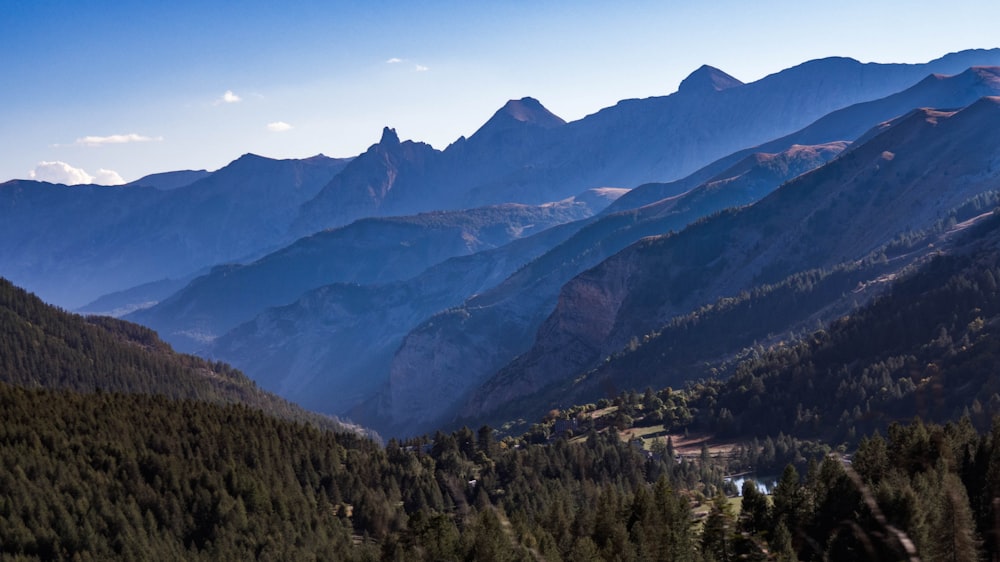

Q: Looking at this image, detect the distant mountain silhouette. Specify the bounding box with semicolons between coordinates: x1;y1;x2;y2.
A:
0;154;350;307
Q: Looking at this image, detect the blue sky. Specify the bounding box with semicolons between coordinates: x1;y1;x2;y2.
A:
2;0;998;184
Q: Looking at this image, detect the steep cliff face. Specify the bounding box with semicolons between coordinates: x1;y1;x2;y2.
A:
462;97;1000;423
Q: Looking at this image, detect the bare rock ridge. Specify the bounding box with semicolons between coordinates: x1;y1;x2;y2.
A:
605;65;1000;214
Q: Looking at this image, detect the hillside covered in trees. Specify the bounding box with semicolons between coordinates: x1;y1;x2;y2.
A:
0;278;352;432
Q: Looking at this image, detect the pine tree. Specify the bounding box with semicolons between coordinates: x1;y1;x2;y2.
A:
701;492;735;562
925;472;980;562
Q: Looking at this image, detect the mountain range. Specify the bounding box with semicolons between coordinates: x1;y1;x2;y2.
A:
4;50;1000;440
363;66;1000;435
5;50;999;311
457;96;1000;429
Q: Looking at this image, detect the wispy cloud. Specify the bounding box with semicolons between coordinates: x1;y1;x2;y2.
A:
29;161;124;185
414;64;429;72
386;57;403;64
215;90;242;105
266;121;293;132
73;133;163;147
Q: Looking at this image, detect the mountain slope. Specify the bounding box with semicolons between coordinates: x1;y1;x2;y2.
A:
131;199;600;352
366;66;1000;436
462;96;1000;425
606;65;1000;213
204;214;597;414
0;277;353;432
365;141;846;434
706;210;1000;438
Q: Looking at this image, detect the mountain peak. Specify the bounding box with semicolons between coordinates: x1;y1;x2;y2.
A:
379;127;401;146
677;64;744;94
497;97;566;127
469;97;566;140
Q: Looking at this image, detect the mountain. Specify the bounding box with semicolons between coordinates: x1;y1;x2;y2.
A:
676;64;745;93
76;275;197;317
131;197;604;353
196;199;601;414
359;65;1000;436
0;154;350;308
460;96;1000;427
605;65;1000;213
7;51;1000;311
361;141;845;434
294;128;438;234
124;169;211;190
293;50;1000;233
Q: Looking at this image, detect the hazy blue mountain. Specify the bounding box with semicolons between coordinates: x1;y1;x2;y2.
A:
131;197;607;353
459;96;1000;427
7;51;1000;311
76;276;197;317
0;154;350;308
124;169;211;190
204;211;600;414
294;128;439;234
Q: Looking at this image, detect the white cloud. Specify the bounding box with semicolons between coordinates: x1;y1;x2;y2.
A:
216;90;242;104
93;169;125;185
414;64;429;72
266;121;293;132
386;57;403;64
74;133;162;147
28;161;125;186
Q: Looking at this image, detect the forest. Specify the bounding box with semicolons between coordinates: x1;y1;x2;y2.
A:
0;380;997;560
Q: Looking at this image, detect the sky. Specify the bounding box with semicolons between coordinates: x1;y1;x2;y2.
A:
2;0;999;185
